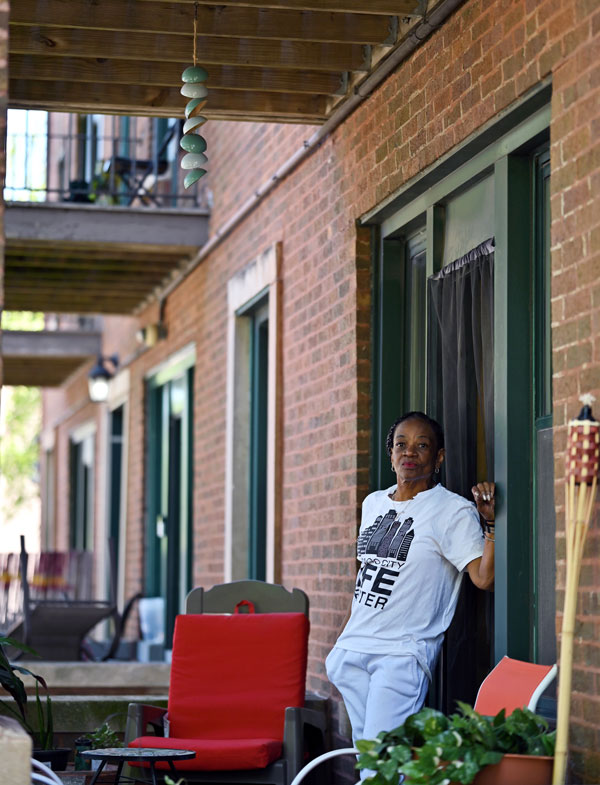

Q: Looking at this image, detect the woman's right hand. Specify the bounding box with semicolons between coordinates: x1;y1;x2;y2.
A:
471;481;495;522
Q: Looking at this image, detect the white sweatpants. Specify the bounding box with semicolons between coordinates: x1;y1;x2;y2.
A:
326;646;429;778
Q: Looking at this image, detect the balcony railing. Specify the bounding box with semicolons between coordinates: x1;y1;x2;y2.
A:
5;110;211;210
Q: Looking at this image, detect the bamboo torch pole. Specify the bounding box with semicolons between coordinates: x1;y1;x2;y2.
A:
552;394;600;785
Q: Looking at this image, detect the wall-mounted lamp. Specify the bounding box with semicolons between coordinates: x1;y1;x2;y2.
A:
88;354;119;402
136;322;167;348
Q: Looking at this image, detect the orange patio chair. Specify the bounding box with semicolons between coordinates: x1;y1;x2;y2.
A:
474;655;557;717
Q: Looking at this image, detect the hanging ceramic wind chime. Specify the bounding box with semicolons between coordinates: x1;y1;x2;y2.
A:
180;3;208;189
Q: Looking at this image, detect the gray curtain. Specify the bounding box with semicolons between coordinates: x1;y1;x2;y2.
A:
429;238;494;497
427;238;495;712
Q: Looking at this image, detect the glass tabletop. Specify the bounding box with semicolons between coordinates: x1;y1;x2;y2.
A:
82;748;196;761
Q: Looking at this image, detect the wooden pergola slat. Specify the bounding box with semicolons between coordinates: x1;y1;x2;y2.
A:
6;269;171;285
7;256;185;273
9;26;371;73
11;0;398;45
145;0;425;15
9;79;330;121
9;54;346;96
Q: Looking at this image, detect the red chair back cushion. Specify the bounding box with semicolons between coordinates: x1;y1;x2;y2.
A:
168;613;309;740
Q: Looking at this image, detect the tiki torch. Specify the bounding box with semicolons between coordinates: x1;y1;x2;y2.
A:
552;394;600;785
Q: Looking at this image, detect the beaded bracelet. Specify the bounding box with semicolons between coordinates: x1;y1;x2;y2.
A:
484;520;495;534
484;532;495;542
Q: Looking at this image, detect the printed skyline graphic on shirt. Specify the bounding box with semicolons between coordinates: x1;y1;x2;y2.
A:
354;510;415;610
357;510;415;561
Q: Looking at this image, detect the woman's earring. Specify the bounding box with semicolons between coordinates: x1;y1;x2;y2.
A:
434;467;440;475
391;465;396;473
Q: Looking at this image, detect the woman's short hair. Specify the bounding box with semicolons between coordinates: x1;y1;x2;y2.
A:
386;411;445;456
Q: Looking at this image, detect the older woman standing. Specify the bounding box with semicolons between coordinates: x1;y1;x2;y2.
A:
326;411;495;755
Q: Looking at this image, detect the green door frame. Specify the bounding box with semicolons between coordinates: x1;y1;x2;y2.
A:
493;154;534;661
370;99;551;664
248;301;269;580
145;350;194;647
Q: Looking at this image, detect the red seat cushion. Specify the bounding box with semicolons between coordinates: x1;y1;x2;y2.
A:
129;612;309;771
129;735;282;770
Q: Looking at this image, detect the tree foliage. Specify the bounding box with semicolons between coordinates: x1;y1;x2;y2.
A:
1;313;44;519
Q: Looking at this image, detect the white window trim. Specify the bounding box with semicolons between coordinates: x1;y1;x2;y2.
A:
225;243;282;583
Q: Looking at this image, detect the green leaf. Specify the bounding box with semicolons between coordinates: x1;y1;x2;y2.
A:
355;739;376;754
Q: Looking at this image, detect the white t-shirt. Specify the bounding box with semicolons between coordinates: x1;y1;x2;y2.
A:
335;483;484;679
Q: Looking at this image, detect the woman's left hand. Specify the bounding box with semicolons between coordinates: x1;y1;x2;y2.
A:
471;481;495;521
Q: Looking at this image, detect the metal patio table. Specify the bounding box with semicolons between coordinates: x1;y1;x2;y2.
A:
82;747;196;785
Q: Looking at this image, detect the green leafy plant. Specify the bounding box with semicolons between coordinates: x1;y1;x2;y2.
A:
356;703;555;785
0;635;55;749
86;720;122;749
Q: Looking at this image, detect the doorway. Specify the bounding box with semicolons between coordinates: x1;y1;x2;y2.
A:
146;360;194;649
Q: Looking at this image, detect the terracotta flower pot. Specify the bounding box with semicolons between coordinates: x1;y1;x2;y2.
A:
472;753;554;785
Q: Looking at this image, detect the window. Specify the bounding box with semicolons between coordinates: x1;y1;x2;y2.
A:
226;245;281;582
41;447;55;551
146;347;194;649
107;404;124;601
247;298;269;580
69;423;96;551
367;88;552;707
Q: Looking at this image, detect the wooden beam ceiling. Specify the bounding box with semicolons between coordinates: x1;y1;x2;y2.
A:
11;1;399;44
4;205;207;314
9;0;429;123
2;330;102;387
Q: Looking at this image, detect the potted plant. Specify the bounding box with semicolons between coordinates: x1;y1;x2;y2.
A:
0;635;70;770
81;717;123;772
356;702;555;785
87;719;122;750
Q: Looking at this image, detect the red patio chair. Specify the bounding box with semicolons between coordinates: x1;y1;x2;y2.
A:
126;580;328;785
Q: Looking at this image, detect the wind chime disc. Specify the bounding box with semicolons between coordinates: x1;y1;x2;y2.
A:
180;134;207;154
184;169;206;189
182;65;209;83
181;152;208;169
181;83;209;99
185;98;207;119
183;116;207;134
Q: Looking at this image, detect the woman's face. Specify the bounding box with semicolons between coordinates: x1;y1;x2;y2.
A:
390;418;445;484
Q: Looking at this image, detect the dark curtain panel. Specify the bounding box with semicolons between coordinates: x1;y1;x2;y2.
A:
428;238;495;713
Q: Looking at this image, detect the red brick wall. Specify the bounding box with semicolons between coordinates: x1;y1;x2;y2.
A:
203;121;315;230
40;0;600;779
549;1;600;778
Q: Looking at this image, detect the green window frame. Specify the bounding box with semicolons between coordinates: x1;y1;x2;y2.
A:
239;295;269;581
69;431;95;551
